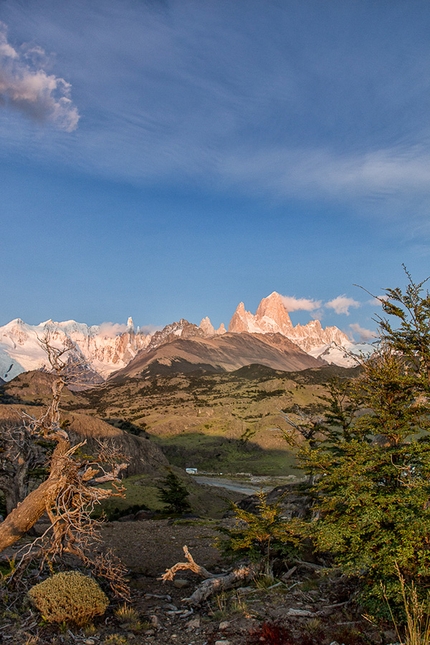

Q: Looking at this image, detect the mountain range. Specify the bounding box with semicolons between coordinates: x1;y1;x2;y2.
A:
0;292;370;383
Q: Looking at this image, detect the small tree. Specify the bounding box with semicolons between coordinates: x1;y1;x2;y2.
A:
218;492;300;575
299;271;430;617
157;469;191;515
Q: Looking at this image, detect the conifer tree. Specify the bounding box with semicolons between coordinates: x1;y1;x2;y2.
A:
157;469;191;515
299;271;430;616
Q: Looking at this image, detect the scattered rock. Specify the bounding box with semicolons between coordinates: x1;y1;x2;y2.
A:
173;578;190;589
118;513;135;522
180;609;194;619
145;593;172;601
215;641;231;645
286;608;314;617
219;621;230;631
135;509;155;520
150;615;160;628
186;617;201;630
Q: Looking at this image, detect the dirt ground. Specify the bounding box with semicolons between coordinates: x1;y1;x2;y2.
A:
96;519;381;645
101;518;259;645
0;518;386;645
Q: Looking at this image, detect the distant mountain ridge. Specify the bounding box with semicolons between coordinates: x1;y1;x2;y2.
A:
109;331;324;380
226;291;369;367
0;292;369;382
0;317;150;382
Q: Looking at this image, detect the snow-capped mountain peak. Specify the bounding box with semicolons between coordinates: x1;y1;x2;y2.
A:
0;318;151;381
228;292;360;365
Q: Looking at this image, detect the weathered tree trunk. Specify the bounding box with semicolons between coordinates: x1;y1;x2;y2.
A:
184;565;257;605
0;437;70;553
161;545;259;606
0;474;21;517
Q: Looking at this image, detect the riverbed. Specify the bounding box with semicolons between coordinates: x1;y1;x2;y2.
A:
195;474;302;495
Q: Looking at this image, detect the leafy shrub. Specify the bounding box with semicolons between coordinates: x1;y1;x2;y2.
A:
218;492;300;571
28;571;109;626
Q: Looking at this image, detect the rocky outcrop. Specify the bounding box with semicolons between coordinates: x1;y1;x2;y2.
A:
238;482;312;520
228;302;260;334
146;319;206;352
255;293;294;334
199;317;226;336
229;292;350;358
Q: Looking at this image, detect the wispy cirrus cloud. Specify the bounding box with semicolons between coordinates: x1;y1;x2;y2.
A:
0;22;79;131
326;295;361;316
221;145;430;223
2;1;430;234
280;295;322;312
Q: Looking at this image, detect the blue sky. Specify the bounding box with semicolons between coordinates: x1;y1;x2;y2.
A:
1;0;429;340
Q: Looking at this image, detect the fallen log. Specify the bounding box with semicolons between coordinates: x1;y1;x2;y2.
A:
160;545;258;605
184;564;257;605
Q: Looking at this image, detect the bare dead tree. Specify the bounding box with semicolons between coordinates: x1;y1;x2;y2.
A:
0;333;129;597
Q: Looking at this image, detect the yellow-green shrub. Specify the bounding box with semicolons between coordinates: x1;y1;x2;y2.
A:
28;571;109;626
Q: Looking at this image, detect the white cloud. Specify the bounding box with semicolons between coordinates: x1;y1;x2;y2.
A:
98;322;128;337
349;323;378;342
98;322;159;337
326;295;361;315
368;296;388;307
0;22;79;131
139;324;161;335
280;295;322;312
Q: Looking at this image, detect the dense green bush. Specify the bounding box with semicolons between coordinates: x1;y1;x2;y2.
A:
28;571;109;626
299;271;430;617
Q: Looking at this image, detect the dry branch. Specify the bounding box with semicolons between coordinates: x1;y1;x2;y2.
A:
0;436;70;552
161;545;258;605
161;546;215;581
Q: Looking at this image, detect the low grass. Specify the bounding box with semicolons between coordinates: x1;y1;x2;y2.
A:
98;470;244;519
154;432;301;476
